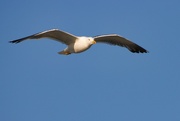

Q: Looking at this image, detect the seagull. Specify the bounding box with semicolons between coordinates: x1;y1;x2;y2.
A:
9;29;148;55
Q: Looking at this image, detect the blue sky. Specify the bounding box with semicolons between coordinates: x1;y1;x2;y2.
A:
1;0;180;121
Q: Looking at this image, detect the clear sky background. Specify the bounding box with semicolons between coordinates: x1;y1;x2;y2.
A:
1;0;180;121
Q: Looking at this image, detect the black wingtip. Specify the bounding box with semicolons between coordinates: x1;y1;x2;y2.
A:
140;48;149;53
129;47;149;53
9;40;21;44
132;43;149;53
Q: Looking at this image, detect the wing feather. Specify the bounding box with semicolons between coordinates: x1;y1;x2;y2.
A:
9;29;77;45
94;34;148;53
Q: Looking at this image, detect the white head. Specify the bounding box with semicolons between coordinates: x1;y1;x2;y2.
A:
78;36;96;46
86;37;96;45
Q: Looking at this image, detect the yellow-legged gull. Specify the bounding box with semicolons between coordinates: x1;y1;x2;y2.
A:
9;29;148;55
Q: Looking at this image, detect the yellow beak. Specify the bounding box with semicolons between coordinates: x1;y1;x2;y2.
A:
92;40;96;44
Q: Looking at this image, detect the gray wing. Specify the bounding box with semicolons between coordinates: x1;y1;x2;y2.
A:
94;34;148;53
9;29;77;45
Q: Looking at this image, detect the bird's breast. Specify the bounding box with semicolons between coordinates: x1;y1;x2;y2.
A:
73;40;91;53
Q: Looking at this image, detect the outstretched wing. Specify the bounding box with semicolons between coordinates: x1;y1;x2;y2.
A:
9;29;77;45
94;34;148;53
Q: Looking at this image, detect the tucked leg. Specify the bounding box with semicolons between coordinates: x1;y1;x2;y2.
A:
58;50;71;55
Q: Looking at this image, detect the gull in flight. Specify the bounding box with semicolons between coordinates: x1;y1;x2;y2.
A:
9;29;148;55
